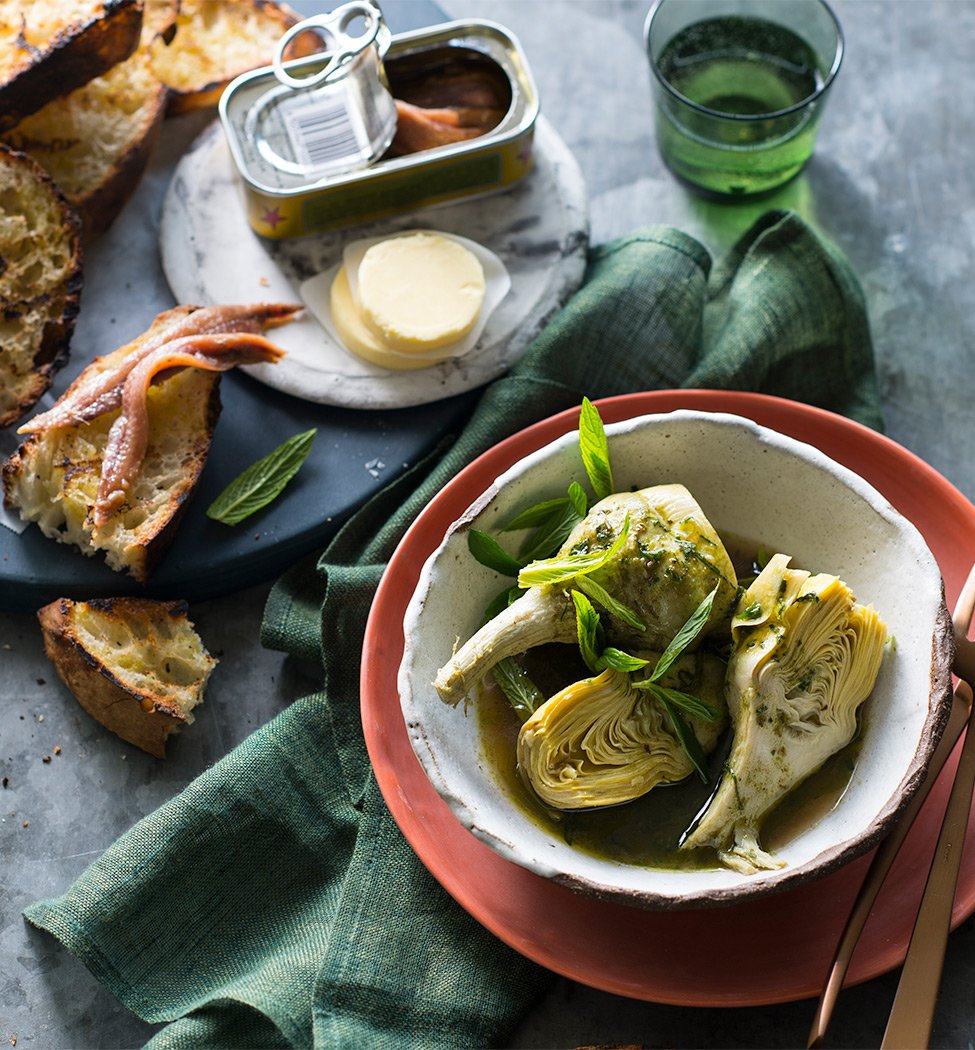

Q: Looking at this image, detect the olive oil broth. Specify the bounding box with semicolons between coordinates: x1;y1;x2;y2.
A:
475;538;867;872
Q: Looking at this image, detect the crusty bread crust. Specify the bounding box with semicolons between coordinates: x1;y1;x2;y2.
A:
5;46;167;238
0;0;144;133
0;144;83;427
38;595;217;758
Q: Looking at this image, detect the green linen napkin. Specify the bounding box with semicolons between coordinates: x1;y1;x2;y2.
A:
25;210;881;1050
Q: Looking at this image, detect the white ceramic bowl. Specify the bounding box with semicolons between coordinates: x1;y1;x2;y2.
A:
398;410;954;908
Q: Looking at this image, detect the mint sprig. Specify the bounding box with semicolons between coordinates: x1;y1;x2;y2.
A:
572;584;721;782
207;428;316;526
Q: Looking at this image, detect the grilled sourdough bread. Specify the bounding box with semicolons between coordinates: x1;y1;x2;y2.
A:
3;307;221;581
4;1;170;239
0;144;83;428
38;596;217;757
4;45;167;238
3;302;295;580
149;0;313;113
0;0;143;133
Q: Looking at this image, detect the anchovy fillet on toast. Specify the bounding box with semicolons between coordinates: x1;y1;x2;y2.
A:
2;302;299;581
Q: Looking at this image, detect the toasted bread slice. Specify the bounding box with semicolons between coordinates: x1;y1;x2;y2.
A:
4;42;167;238
0;0;144;133
3;362;220;582
0;144;83;428
38;596;217;758
3;302;294;580
150;0;313;114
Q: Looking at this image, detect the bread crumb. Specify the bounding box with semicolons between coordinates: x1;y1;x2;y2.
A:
259;276;270;286
53;745;62;755
21;821;28;828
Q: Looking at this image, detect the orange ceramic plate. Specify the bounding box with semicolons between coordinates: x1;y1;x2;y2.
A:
360;390;975;1006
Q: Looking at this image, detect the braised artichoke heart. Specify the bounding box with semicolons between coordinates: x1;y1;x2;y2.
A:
517;651;728;810
681;553;888;874
435;484;738;705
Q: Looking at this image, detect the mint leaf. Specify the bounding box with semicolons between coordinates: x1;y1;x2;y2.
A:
579;397;614;500
575;574;646;631
571;590;604;672
567;480;588;517
632;680;719;721
596;647;651;673
656;694;710;782
468;530;523;577
492;657;545;722
517;500;583;562
207;429;316;526
517;515;630;588
650;585;718;682
502;498;571;532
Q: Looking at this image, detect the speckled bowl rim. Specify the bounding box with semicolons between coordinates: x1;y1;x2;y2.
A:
397;409;954;910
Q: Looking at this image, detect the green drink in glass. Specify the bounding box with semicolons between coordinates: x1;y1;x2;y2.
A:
645;0;843;197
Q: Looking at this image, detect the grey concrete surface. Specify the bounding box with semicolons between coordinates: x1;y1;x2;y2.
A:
3;1;975;1048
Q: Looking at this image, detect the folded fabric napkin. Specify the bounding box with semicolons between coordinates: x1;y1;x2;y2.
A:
25;210;881;1049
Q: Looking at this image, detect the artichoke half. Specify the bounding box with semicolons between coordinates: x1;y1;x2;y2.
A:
681;553;888;874
434;484;738;706
517;651;728;810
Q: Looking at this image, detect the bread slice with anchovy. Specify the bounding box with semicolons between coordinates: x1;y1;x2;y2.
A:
0;0;144;133
3;362;220;582
0;144;84;428
2;303;295;581
38;595;217;758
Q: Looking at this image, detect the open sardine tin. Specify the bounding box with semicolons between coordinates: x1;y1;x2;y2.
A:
220;18;540;239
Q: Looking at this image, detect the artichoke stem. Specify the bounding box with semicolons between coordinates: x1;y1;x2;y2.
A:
434;586;575;706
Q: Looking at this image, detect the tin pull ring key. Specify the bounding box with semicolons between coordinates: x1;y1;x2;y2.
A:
240;0;397;179
273;1;388;90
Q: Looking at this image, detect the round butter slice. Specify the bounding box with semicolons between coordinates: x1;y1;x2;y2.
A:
330;264;446;371
356;232;486;353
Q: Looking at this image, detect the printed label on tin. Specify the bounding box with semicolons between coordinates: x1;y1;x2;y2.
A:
279;90;368;171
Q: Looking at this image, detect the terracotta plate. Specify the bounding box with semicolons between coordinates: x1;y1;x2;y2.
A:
360;390;975;1005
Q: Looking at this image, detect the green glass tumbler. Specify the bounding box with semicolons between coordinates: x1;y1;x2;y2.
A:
645;0;843;197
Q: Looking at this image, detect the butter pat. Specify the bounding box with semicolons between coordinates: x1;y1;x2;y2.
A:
329;264;439;371
299;228;511;374
355;232;486;353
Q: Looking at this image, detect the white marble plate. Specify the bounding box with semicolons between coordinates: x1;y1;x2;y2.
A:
159;117;589;409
